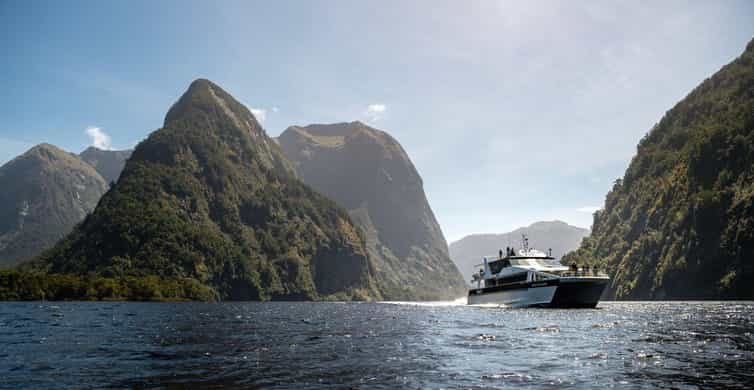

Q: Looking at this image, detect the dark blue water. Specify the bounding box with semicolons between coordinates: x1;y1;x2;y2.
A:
1;301;753;389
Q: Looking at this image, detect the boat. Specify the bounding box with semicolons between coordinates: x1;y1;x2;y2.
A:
467;235;609;308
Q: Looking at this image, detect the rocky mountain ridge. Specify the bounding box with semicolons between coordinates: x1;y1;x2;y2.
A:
278;121;467;300
27;79;382;301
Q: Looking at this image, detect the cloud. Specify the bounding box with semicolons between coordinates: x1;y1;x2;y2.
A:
576;206;601;213
250;108;267;122
271;106;279;113
85;127;113;150
365;103;387;122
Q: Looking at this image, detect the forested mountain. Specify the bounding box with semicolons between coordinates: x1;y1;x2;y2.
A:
278;122;466;300
450;221;589;284
0;144;108;268
564;39;754;299
25;79;382;301
79;147;132;184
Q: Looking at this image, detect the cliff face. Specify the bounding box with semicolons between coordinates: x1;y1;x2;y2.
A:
33;79;381;301
0;144;108;267
278;122;466;300
79;147;132;184
450;221;589;284
564;39;754;299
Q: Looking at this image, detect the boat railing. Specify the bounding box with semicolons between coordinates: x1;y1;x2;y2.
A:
560;268;608;278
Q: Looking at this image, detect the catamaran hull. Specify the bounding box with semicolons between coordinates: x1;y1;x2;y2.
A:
467;278;608;308
468;284;557;307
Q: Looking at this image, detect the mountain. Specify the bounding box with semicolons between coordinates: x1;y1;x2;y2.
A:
29;79;381;301
79;147;132;184
0;144;108;268
278;122;466;300
563;38;754;299
449;221;589;284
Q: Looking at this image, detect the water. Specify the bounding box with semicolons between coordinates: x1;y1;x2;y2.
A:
1;301;753;389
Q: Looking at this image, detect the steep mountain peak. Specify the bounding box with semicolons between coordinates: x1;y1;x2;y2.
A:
18;143;100;176
160;79;295;177
32;81;379;301
164;79;262;135
27;143;67;158
0;144;108;268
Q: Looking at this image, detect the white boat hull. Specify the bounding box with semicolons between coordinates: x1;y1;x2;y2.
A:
467;284;557;307
467;278;608;308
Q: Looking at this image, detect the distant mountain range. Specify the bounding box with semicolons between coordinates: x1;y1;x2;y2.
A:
23;79;384;301
278;122;466;300
4;39;753;301
564;38;754;299
449;221;589;284
1;85;465;301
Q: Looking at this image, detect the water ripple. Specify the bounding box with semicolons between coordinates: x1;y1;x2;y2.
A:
0;301;753;388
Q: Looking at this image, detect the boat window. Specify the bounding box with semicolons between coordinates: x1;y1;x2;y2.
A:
489;260;507;274
508;258;565;268
498;272;528;284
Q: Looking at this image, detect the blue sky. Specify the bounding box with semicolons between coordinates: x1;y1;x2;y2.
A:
1;1;753;242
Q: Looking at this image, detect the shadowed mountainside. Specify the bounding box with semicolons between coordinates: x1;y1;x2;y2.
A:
79;147;133;184
278;122;466;300
0;144;108;268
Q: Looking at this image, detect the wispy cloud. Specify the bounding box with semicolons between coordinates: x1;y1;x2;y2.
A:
85;127;113;150
576;206;600;213
250;108;267;122
365;103;386;122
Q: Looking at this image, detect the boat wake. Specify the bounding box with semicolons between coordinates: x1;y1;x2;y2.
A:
380;297;468;307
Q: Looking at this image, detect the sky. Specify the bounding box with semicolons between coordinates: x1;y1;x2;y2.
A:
1;1;753;242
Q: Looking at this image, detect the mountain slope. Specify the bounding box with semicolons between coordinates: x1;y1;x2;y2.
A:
0;144;108;268
32;79;381;301
79;147;132;184
450;221;589;284
564;38;754;299
278;122;466;300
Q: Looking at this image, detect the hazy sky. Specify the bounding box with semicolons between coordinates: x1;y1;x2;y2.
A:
2;1;753;242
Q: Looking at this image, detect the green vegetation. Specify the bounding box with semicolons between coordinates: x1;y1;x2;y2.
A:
0;269;217;301
10;79;381;301
278;122;467;300
564;39;754;299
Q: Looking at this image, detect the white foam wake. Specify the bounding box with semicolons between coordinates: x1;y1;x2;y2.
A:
379;297;468;306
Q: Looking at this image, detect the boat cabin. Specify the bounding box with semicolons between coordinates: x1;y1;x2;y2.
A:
470;240;605;289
